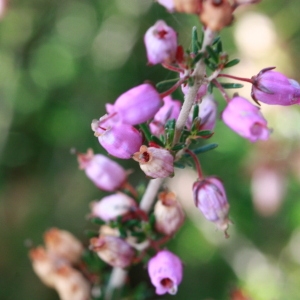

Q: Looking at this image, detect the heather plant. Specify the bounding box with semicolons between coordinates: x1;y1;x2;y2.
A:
24;0;300;299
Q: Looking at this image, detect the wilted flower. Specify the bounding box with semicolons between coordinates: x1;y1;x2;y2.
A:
193;176;230;232
90;193;137;222
133;145;174;178
90;235;135;268
150;95;181;136
106;84;162;125
251;68;300;106
92;117;142;159
222;96;270;142
144;20;177;65
44;228;83;265
77;149;127;192
154;191;185;236
148;250;183;295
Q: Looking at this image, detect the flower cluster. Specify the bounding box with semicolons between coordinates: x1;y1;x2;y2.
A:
28;0;300;299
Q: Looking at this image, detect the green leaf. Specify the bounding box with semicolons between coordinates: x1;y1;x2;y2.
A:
212;36;221;45
216;40;223;53
192;26;199;54
220;82;244;89
192;104;199;121
156;78;178;93
174;161;186;169
204;58;217;71
208;82;214;93
150;135;165;147
197;130;212;136
193;52;204;64
90;217;105;226
206;45;219;63
139;123;151;142
84;230;99;238
171;143;186;151
191;143;218;155
224;58;240;68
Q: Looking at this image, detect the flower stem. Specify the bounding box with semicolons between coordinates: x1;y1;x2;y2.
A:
212;79;231;103
217;73;253;84
185;149;203;179
172;28;216;146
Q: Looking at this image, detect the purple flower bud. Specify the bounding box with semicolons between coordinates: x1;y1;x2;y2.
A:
133;146;174;178
148;250;183;295
251;68;300;106
193;177;230;231
77;149;127;191
154;192;185;236
90;193;137;222
157;0;175;12
222;96;270;142
91;116;142;159
90;235;135;268
144;20;177;65
106;84;162;125
150;95;181;136
181;73;208;102
187;94;217;131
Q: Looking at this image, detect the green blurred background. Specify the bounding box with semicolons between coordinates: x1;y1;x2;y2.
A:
1;0;300;299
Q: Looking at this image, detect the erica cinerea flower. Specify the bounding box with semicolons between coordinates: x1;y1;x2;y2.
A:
148;250;183;295
156;0;175;12
106;83;162;125
90;235;135;268
90;193;137;222
193;177;230;234
144;20;177;65
251;67;300;106
92;117;142;159
154;191;185;236
133;145;174;178
77;149;127;192
222;96;270;142
150;95;181;136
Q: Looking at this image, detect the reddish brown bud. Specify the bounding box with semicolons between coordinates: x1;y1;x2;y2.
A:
174;0;202;14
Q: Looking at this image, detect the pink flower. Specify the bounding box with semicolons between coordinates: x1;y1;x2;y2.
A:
77;149;127;191
187;94;217;131
92;117;142;159
90;235;135;268
106;84;162;126
148;250;183;295
150;95;181;136
144;20;177;65
156;0;175;12
222;96;270;142
251;68;300;106
133;146;174;178
90;193;137;222
193;177;230;231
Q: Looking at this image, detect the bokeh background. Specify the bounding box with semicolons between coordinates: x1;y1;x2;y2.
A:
1;0;300;299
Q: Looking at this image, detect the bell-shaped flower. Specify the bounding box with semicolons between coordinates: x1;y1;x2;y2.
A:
251;68;300;106
133;146;174;178
150;95;181;136
90;193;137;222
77;149;127;192
222;96;270;142
154;192;184;236
90;235;135;268
157;0;175;12
44;228;83;265
144;20;177;65
187;94;217;131
148;250;183;295
92;116;142;159
193;177;230;232
106;84;162;126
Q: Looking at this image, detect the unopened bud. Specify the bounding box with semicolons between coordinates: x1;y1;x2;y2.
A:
154;192;184;236
174;0;202;14
90;235;135;268
133;146;174;178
